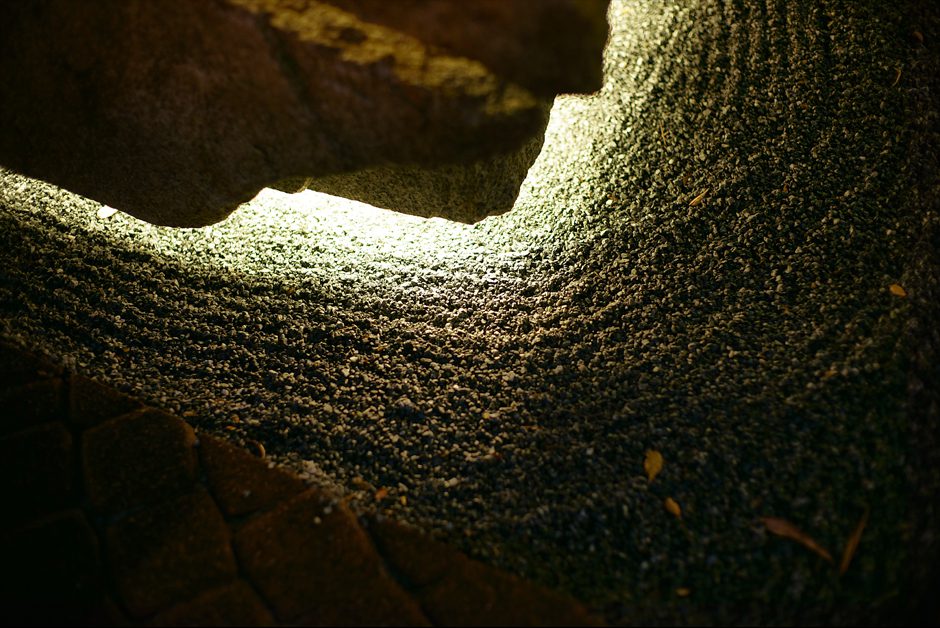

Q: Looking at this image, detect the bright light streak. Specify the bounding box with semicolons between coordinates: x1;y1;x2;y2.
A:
249;187;473;245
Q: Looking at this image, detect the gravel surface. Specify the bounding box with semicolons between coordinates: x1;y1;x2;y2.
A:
2;0;938;623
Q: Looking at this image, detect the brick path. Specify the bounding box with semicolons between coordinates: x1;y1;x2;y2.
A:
0;339;603;626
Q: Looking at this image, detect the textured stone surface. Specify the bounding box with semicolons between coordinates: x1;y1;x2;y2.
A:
149;581;274;627
235;489;429;624
370;519;604;627
0;0;609;226
0;340;62;387
0;422;73;526
83;408;198;514
321;0;610;97
0;378;67;434
69;374;142;430
0;510;104;625
106;489;237;618
198;433;306;518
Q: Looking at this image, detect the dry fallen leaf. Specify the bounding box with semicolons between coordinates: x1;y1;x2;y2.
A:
246;439;266;459
644;450;664;482
762;516;833;563
839;507;870;575
888;283;907;297
665;497;682;518
374;487;389;502
689;188;710;207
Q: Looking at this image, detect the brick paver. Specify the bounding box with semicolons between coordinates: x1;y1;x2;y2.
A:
0;341;61;385
0;338;605;626
0;509;103;624
83;408;198;514
370;519;605;626
69;373;142;430
149;580;274;627
0;377;67;433
235;488;430;625
198;433;306;518
0;421;73;528
107;488;238;617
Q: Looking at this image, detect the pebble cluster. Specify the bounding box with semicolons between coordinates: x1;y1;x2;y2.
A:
2;0;937;623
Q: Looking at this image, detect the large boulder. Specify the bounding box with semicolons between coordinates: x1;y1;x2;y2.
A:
0;0;609;226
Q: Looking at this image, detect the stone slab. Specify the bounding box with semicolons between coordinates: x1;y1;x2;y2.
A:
0;421;73;527
106;489;238;618
83;408;198;514
0;509;103;625
69;374;142;430
235;488;429;625
0;339;62;387
369;519;605;626
0;378;67;435
198;433;306;518
149;580;274;627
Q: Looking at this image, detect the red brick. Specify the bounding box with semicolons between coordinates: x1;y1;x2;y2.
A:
106;489;237;618
369;519;604;626
82;408;197;514
149;580;274;626
235;489;429;625
69;374;142;430
197;433;306;518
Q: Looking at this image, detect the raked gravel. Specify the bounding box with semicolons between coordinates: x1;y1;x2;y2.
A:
2;0;939;623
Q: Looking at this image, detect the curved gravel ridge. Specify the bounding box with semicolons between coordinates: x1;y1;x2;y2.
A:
2;0;938;623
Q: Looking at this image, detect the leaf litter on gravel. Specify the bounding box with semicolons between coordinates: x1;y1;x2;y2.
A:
761;516;834;563
761;505;872;575
839;507;870;576
644;450;664;482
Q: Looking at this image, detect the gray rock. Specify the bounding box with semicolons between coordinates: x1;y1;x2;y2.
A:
0;0;609;226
